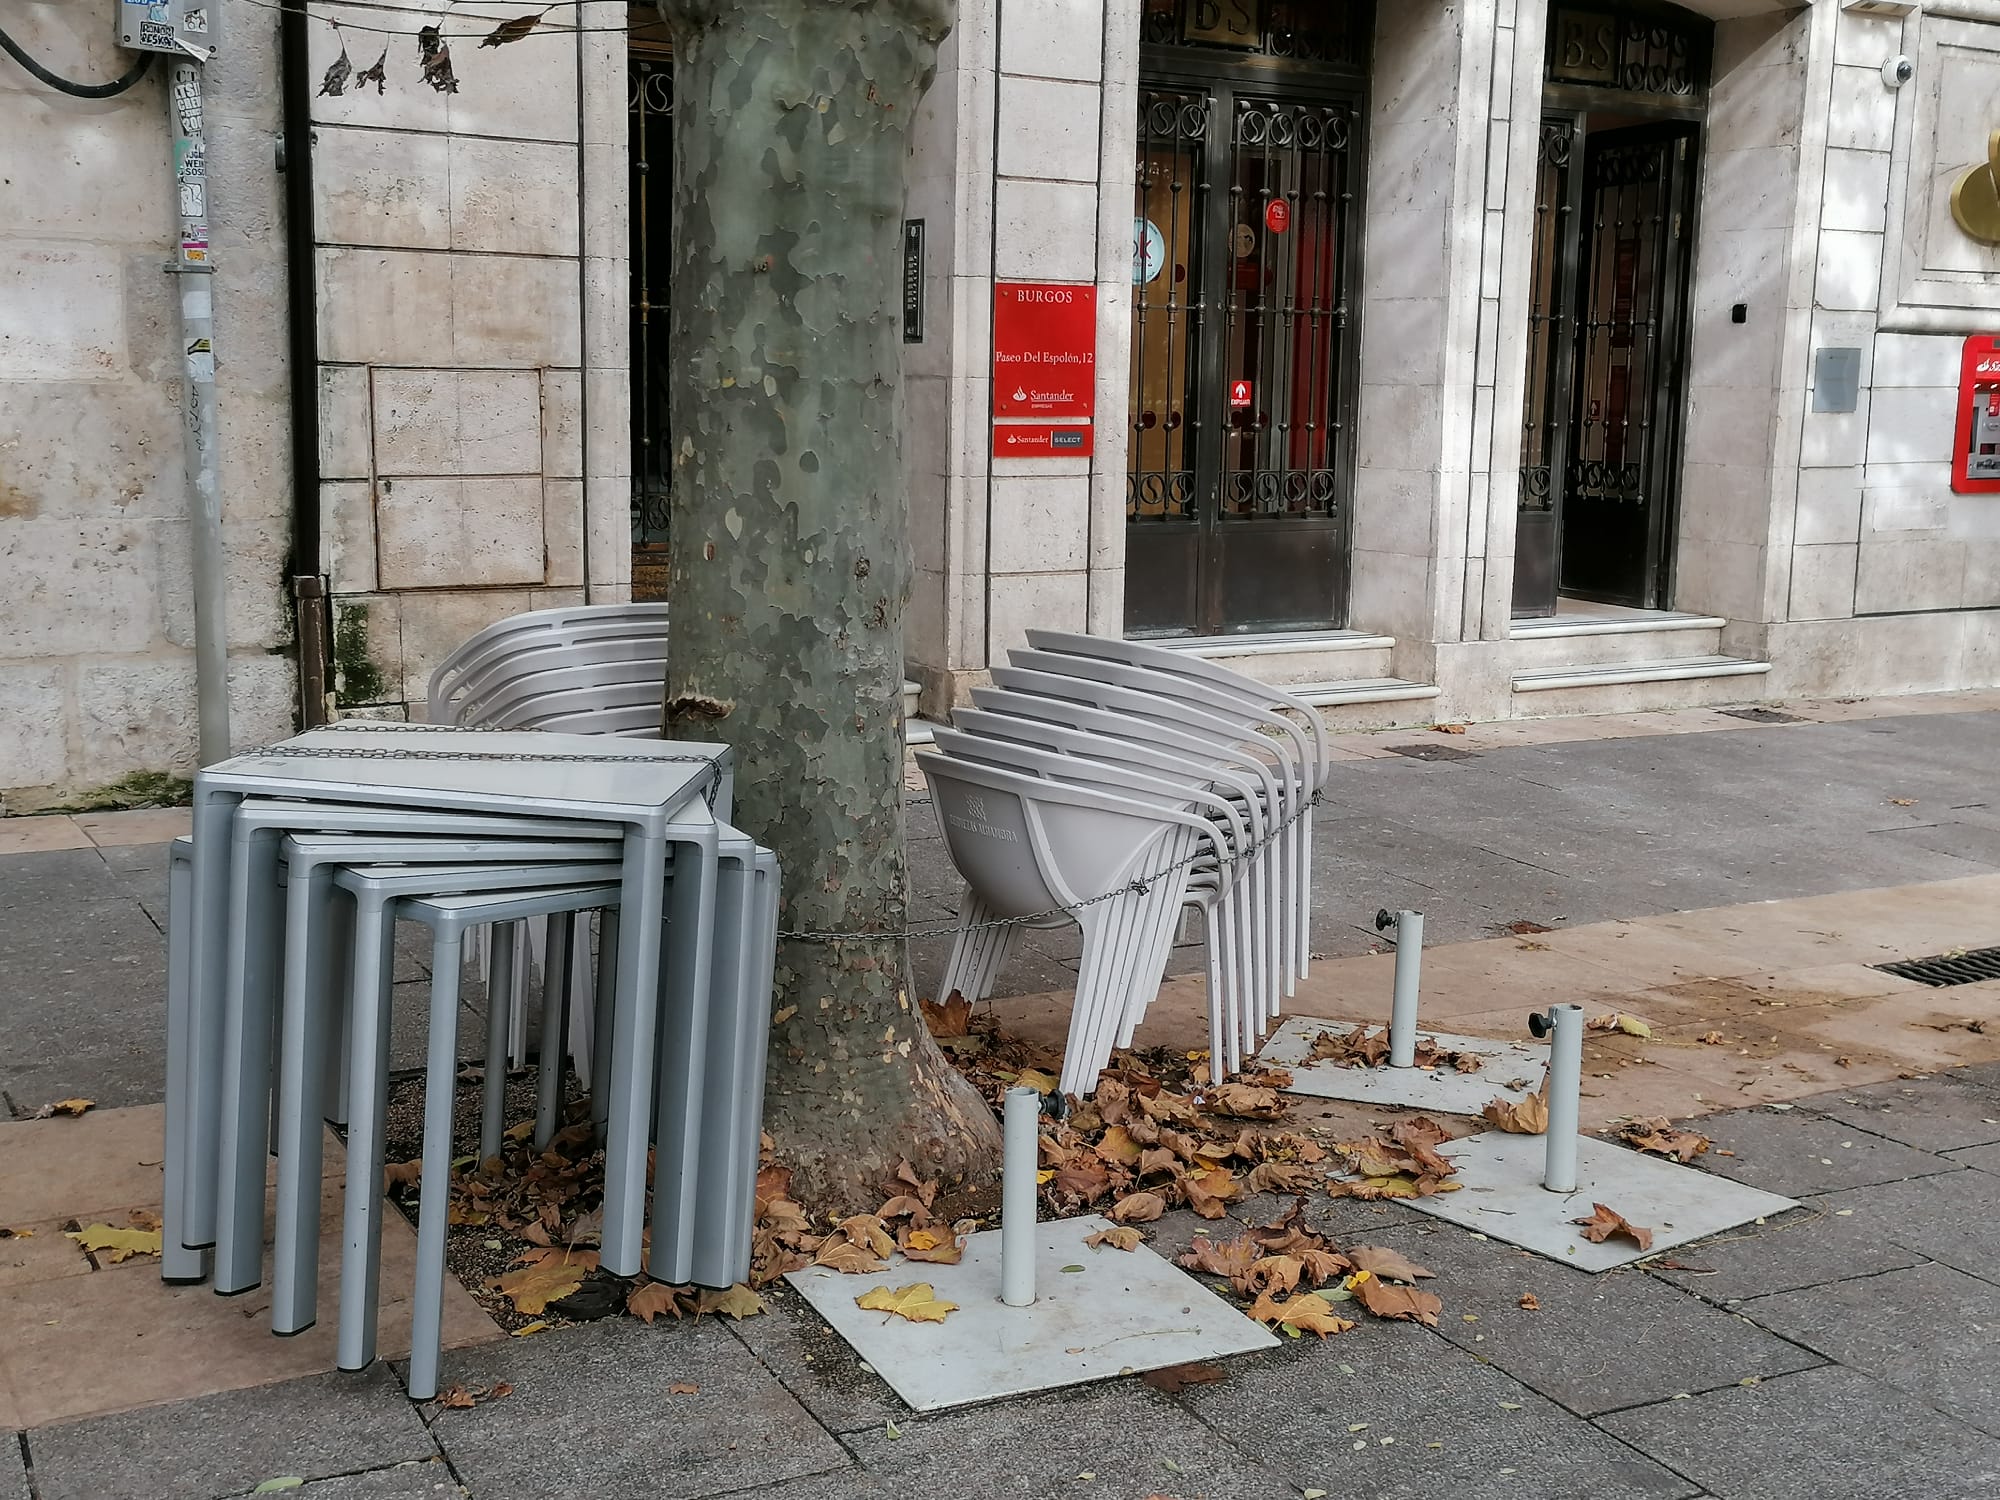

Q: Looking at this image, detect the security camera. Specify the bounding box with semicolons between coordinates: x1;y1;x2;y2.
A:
1883;55;1914;88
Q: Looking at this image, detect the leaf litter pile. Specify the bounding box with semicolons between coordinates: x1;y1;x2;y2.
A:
373;991;1670;1340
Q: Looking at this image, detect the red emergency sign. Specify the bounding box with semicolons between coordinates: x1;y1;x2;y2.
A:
1952;334;2000;494
1229;380;1253;410
1265;199;1291;234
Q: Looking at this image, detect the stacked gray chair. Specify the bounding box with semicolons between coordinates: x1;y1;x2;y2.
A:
160;721;780;1399
917;633;1331;1096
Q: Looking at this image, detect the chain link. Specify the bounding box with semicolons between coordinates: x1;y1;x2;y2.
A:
779;788;1321;944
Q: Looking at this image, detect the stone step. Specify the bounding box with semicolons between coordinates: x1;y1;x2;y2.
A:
1287;677;1444;732
1510;655;1774;716
1506;612;1728;670
1157;628;1399;686
903;679;933;745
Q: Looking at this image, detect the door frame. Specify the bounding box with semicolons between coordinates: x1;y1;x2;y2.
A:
1128;44;1369;637
1514;4;1713;617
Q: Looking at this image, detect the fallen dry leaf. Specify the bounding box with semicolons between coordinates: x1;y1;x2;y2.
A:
695;1284;765;1320
856;1282;957;1324
899;1224;967;1265
1586;1012;1653;1039
1347;1245;1434;1283
1518;1292;1540;1310
668;1381;699;1395
31;1098;94;1119
1698;1031;1725;1046
1352;1278;1443;1325
1201;1082;1284;1120
1572;1203;1653;1251
1251;1289;1356;1338
1178;1234;1261;1281
66;1223;161;1263
1481;1089;1549;1135
831;1214;897;1259
436;1386;476;1410
1246;1255;1303;1299
1095;1125;1145;1167
1085;1225;1143;1252
1110;1191;1166;1224
1141;1361;1224;1393
1503;919;1551;935
1618;1118;1710;1164
489;1248;598;1315
1180;1166;1240;1219
1888;797;1916;807
1241;1161;1318;1196
627;1281;687;1324
919;992;972;1038
382;1159;422;1191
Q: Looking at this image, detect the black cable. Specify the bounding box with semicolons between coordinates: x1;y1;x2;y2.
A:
0;24;154;98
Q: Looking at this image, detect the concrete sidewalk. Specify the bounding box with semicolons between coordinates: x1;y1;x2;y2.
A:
3;690;1999;1498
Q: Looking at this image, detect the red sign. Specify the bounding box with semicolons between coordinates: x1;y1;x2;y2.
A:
1953;334;2000;493
1265;199;1291;234
993;283;1097;419
993;423;1094;458
1229;379;1253;410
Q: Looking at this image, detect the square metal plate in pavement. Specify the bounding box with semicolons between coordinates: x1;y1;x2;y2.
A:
1258;1016;1548;1114
1407;1130;1798;1272
784;1215;1277;1412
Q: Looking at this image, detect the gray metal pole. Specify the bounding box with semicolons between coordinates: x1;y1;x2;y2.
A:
1387;910;1424;1067
1542;1003;1584;1194
167;58;231;765
1000;1087;1039;1308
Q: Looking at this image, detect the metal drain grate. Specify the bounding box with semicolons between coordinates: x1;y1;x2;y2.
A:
1383;743;1480;762
1719;706;1806;724
1874;946;2000;987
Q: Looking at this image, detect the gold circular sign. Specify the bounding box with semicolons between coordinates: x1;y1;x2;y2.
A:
1951;128;2000;245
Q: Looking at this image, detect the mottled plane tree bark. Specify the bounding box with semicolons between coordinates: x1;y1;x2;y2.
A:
657;0;1002;1207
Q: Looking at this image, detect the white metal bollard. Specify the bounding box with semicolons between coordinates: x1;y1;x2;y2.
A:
1541;1003;1584;1193
1382;909;1424;1068
1001;1087;1039;1307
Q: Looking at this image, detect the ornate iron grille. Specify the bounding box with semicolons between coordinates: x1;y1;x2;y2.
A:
1217;96;1353;521
1128;88;1209;525
1567;138;1676;511
1139;0;1371;67
629;52;674;568
1546;5;1709;100
1520;119;1577;520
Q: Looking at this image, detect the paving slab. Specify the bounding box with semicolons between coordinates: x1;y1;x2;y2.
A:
0;847;122;913
1409;1130;1798;1272
24;1367;432;1500
1741;1260;2000;1438
1809;1166;2000;1281
0;897;167;1110
1359;1223;1822;1414
842;1381;1294;1500
1180;1317;1697;1500
293;1462;466;1500
1260;1017;1548;1113
1809;1076;2000;1154
1696;1107;1962;1197
429;1316;848;1500
724;1281;905;1435
1946;1141;2000;1174
1599;1364;2000;1500
2;1435;25;1500
786;1216;1275;1412
1642;1196;1926;1304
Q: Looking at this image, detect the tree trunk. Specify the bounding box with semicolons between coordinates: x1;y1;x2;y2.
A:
658;0;1002;1211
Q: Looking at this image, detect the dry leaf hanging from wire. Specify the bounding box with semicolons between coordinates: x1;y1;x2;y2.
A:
418;25;460;94
317;40;353;97
481;12;543;47
353;47;388;94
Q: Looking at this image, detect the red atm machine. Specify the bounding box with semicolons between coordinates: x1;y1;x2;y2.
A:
1952;334;2000;493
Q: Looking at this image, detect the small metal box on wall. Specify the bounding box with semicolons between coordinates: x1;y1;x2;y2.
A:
1951;335;2000;494
117;0;213;56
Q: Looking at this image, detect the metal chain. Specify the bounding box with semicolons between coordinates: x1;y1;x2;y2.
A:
779;788;1322;944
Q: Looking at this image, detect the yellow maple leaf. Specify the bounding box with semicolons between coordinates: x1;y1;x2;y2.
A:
856;1282;958;1324
489;1249;596;1315
1086;1225;1144;1252
627;1281;688;1324
696;1284;765;1320
35;1098;95;1119
66;1224;162;1263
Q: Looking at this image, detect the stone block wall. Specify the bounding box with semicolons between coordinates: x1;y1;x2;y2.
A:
306;0;629;719
0;0;296;804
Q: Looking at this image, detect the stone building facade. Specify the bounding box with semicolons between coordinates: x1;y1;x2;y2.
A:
3;0;1997;803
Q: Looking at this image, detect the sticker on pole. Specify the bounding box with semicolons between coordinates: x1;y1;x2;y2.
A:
1265;199;1292;234
1229;380;1253;411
